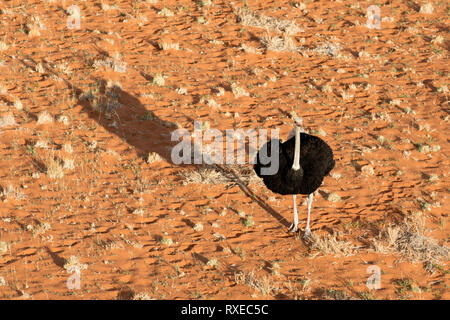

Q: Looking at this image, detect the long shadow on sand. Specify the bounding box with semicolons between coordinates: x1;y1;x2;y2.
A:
19;55;178;163
19;55;290;238
211;164;290;229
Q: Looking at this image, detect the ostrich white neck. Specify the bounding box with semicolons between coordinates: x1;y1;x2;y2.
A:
292;125;301;171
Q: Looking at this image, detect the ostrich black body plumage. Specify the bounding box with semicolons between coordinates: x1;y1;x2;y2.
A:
254;122;335;237
254;133;335;195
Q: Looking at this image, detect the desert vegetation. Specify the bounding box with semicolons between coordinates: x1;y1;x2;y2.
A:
0;0;448;300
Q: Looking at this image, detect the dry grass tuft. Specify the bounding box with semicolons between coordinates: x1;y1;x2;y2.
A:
361;164;375;176
231;83;249;98
152;73;166;86
63;158;75;170
327;192;341;202
182;166;227;185
45;156;64;179
372;213;449;264
0;84;7;95
0;41;9;51
181;164;261;186
235;269;278;296
260;32;298;53
32;140;47;150
321;288;355;300
309;232;357;257
419;3;434;14
93;57;127;73
147;152;164;164
158;7;174;17
37;111;53;125
0;241;8;254
82;82;122;113
57;115;70;125
240;43;262;54
132;292;154;300
0;113;16;127
234;6;302;35
0;184;25;200
233;5;301;53
314;42;341;57
25;16;46;38
158;41;180;51
63;255;88;272
14;99;23;110
62;143;73;154
176;87;187;95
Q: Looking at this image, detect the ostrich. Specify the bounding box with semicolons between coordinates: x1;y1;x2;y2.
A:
254;117;335;238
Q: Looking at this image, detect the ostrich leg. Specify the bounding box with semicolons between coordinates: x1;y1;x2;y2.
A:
304;193;314;238
289;194;299;233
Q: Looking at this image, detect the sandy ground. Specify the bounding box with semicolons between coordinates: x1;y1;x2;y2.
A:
0;0;448;300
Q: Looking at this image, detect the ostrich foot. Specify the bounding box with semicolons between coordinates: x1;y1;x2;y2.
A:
288;223;299;233
303;228;312;240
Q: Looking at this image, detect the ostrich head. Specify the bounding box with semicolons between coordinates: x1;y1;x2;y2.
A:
293;116;303;128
